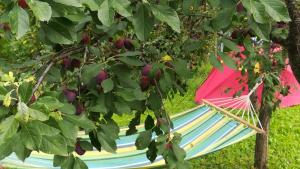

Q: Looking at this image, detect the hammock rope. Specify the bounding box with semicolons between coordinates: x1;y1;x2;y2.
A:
203;79;264;133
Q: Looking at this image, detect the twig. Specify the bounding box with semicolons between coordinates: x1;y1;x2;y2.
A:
29;46;84;101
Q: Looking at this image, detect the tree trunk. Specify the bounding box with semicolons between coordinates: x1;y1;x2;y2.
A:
254;89;271;169
286;0;300;83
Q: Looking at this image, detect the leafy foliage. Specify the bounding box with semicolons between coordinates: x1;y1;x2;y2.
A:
0;0;291;169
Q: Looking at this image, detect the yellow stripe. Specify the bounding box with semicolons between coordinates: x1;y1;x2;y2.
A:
192;124;245;157
78;104;206;137
143;117;230;168
31;109;215;159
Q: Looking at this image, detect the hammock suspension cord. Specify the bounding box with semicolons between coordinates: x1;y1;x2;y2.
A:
203;79;264;133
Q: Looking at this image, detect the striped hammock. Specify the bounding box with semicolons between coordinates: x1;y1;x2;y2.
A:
1;82;264;169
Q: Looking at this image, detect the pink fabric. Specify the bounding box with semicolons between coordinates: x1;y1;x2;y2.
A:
195;65;300;108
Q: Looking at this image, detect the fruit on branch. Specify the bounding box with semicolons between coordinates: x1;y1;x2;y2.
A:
18;0;28;9
62;57;72;69
142;64;152;76
95;70;109;84
81;32;90;45
75;141;86;155
76;103;84;115
124;39;134;50
236;2;245;13
142;64;162;81
30;95;36;103
0;23;10;32
71;58;81;68
140;76;150;91
165;142;173;150
115;39;125;49
63;89;77;103
275;22;288;28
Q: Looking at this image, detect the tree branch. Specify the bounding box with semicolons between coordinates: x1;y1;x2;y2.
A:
29;46;84;101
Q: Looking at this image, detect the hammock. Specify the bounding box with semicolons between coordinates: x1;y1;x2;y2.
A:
1;83;264;169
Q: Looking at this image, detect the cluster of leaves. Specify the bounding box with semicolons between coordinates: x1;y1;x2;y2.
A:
0;0;291;169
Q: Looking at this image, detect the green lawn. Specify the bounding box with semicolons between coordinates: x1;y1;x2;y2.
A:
112;63;300;169
5;63;300;169
162;64;300;169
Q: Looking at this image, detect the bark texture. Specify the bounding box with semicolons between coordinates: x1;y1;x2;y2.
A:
286;0;300;83
254;89;271;169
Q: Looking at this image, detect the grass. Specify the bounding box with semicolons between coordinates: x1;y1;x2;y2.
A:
5;63;300;169
113;62;300;169
161;64;300;169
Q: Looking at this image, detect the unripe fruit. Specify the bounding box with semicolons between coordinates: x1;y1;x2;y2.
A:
82;32;90;45
140;76;150;91
75;142;86;155
95;70;109;84
63;89;77;103
76;103;84;115
18;0;28;9
124;39;134;50
71;59;81;68
115;39;125;49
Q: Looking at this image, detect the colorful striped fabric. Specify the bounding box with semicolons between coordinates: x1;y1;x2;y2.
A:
1;104;257;169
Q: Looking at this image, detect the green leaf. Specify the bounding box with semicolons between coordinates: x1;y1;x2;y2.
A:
145;115;155;130
97;131;117;153
57;120;78;140
40;134;68;156
54;0;82;7
146;140;157;162
0;116;19;143
174;59;190;79
64;114;96;131
249;18;271;40
40;19;77;44
98;0;115;27
221;38;240;51
29;121;60;136
29;108;49;121
9;6;30;39
18;82;33;103
37;96;64;111
101;78;114;93
15;102;30;123
219;52;237;70
135;130;152;150
74;157;88;169
150;4;180;33
111;0;132;17
209;53;223;71
114;101;131;114
0;141;13;160
89;95;107;113
211;7;234;30
20;125;42;150
28;1;52;21
83;0;101;11
118;56;144;66
259;0;291;22
78;141;93;151
172;144;186;161
242;0;269;24
82;63;102;84
132;4;154;41
58;103;76;114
